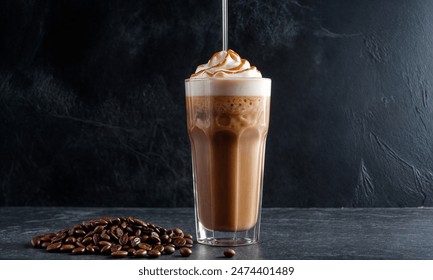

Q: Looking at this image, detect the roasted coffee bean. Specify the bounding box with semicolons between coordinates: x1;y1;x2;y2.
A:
134;249;147;258
160;234;170;243
138;243;152;250
46;242;62;252
133;218;146;227
100;245;112;254
111;250;128;258
84;230;94;238
86;245;96;253
99;241;111;247
82;237;92;245
116;227;124;238
173;228;183;236
141;235;150;243
31;237;41;248
40;234;54;242
163;245;175;255
65;236;76;244
91;219;108;227
130;237;141;248
153;245;165;252
72;247;86;254
119;233;129;246
31;216;193;259
148;249;161;258
100;233;110;241
60;244;75;252
184;233;193;239
111;244;122;252
173;238;186;248
51;233;66;243
74;229;86;236
224;249;236;258
180;247;192;257
93;225;105;234
92;234;100;245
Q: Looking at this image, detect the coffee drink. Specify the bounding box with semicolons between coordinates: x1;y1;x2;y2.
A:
186;49;271;245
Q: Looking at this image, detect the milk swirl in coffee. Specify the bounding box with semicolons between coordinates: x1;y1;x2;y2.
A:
186;50;271;241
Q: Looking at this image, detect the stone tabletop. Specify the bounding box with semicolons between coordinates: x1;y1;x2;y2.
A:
1;207;433;260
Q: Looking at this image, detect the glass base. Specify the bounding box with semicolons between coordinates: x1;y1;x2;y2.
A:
196;223;260;247
197;237;258;247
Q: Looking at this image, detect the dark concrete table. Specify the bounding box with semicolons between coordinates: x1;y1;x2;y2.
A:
1;207;432;260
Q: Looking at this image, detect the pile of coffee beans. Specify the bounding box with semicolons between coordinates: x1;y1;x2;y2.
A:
31;217;193;258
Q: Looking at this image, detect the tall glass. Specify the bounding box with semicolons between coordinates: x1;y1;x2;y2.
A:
185;78;271;246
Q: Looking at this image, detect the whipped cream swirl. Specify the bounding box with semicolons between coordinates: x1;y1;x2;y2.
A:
191;49;262;79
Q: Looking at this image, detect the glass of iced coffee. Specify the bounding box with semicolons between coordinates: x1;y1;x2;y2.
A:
185;50;271;246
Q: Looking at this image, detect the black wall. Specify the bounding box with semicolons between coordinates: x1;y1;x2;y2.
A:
1;0;433;207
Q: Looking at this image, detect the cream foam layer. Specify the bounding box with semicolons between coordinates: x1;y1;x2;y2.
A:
185;78;271;97
191;49;262;79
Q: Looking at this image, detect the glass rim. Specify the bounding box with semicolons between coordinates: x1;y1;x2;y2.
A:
185;77;271;82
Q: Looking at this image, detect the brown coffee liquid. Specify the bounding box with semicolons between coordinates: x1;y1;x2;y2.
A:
186;95;270;231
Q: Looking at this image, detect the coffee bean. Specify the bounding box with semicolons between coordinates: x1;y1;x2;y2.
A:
173;238;186;248
173;228;183;236
100;245;111;254
93;225;105;234
224;249;236;258
184;233;193;239
138;243;152;250
60;244;75;251
153;245;165;252
72;247;86;254
163;245;175;255
99;241;111;247
46;242;62;252
134;249;147;258
31;216;193;259
116;227;124;238
92;234;100;245
65;236;76;244
40;234;54;242
111;250;128;258
31;237;41;248
160;234;170;243
119;233;129;246
51;233;66;243
180;247;192;257
82;237;92;245
130;237;141;248
100;233;110;241
133;218;146;227
84;230;94;238
74;229;86;236
148;249;161;258
111;244;122;252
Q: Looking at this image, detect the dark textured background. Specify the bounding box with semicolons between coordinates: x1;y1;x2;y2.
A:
1;0;433;207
